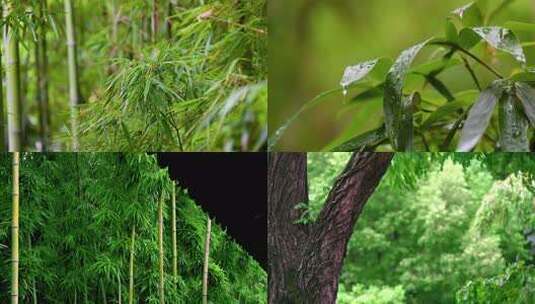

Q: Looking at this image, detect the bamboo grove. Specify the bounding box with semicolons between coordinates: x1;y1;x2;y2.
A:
0;0;267;152
0;153;267;303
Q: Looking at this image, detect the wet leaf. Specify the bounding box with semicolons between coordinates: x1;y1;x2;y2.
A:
451;2;483;27
471;26;526;64
340;58;392;92
384;39;432;151
457;81;505;151
515;82;535;126
330;125;386;152
498;93;529;152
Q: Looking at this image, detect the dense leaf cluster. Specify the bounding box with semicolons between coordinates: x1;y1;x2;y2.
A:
0;153;266;303
271;0;535;152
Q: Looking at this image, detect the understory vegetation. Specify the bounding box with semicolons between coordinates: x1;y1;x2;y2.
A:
0;0;267;152
306;153;535;303
0;153;266;303
271;0;535;152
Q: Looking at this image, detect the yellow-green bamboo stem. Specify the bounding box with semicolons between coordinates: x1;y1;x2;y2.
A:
35;0;50;151
128;225;135;304
172;185;177;279
4;1;22;152
64;0;80;151
202;218;211;304
158;195;165;304
117;272;122;304
12;152;20;304
0;47;5;151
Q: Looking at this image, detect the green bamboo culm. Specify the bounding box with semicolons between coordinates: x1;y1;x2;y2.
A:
3;1;22;152
158;195;165;304
0;46;5;151
64;0;80;151
128;225;135;304
202;218;211;304
12;152;20;304
172;185;178;280
35;0;50;151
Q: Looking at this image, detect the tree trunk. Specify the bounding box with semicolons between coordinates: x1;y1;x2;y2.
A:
35;0;50;151
171;185;178;279
268;152;393;304
12;152;20;304
64;0;81;151
166;0;177;39
4;1;22;151
202;218;211;304
158;195;165;304
128;225;135;304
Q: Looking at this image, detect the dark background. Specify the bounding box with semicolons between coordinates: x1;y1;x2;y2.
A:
156;153;267;269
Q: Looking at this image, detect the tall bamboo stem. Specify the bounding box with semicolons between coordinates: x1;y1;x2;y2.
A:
64;0;80;150
202;218;211;304
128;225;135;304
35;0;50;151
158;195;165;304
172;185;177;279
4;1;22;151
117;272;122;304
0;46;5;151
151;0;159;43
12;152;20;304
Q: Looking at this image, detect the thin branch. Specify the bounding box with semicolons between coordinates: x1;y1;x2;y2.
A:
461;55;482;91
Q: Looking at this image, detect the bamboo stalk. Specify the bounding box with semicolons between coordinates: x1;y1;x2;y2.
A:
117;272;122;304
0;46;5;151
151;0;159;43
158;195;165;304
172;185;177;279
64;0;81;151
12;152;20;304
35;0;50;151
166;0;177;39
202;218;211;304
4;1;22;152
128;225;135;304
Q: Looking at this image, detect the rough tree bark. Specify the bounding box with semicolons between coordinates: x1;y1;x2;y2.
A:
268;152;393;304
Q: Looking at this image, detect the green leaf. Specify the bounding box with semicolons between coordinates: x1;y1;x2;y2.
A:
329;125;386;152
451;2;483;27
457;81;505;151
504;21;535;33
269;58;390;150
471;27;526;64
384;39;432;151
340;58;392;91
515;82;535;127
498;93;529;152
445;19;459;44
421;96;475;129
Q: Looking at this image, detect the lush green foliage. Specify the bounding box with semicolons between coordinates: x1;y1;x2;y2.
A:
1;0;266;151
306;153;535;303
271;0;535;152
0;153;266;303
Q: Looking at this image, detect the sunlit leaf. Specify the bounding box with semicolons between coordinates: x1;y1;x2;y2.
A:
515;82;535;127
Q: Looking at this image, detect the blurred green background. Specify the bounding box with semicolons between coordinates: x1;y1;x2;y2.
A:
269;0;535;151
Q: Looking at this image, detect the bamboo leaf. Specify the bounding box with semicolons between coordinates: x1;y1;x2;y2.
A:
457;81;505;151
498;93;529;152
